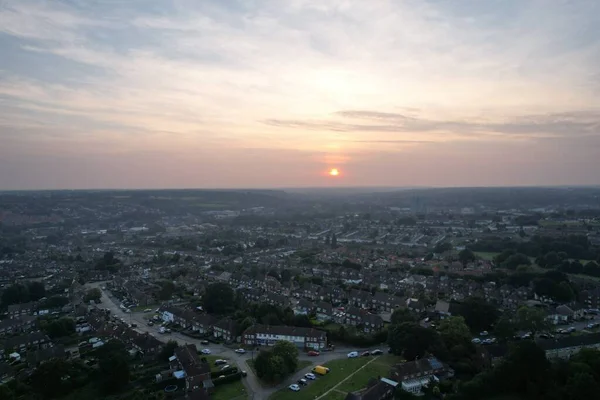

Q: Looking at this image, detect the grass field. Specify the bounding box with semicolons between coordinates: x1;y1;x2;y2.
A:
320;391;349;400
212;380;248;400
268;355;403;400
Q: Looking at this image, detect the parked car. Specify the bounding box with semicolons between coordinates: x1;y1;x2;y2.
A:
289;384;300;392
144;308;152;313
241;370;247;377
361;351;370;357
220;365;230;371
201;340;210;345
298;378;308;386
201;349;211;355
215;360;227;366
307;351;320;356
371;349;383;355
347;351;359;358
235;349;246;354
147;321;154;326
471;338;481;344
305;373;316;380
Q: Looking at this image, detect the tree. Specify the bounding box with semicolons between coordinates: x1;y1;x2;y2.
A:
493;316;517;343
1;283;29;307
565;372;600;400
438;316;472;348
456;297;499;333
202;283;235;315
0;386;15;400
459;249;476;265
434;242;453;253
272;340;299;373
391;308;417;325
583;261;600;277
28;281;46;301
253;341;298;383
41;317;75;339
388;322;441;360
281;269;292;283
96;341;130;394
99;352;130;394
30;359;89;398
158;281;176;300
502;253;531;270
83;288;102;303
516;306;550;335
159;340;179;362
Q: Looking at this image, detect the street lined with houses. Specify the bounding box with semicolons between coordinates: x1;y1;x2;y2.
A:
90;282;360;399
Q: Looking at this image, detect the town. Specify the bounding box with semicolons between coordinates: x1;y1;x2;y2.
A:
2;187;600;400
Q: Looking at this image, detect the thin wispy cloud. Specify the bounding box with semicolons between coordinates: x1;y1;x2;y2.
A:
0;0;599;189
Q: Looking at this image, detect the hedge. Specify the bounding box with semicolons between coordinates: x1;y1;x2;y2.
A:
213;372;242;386
210;367;238;379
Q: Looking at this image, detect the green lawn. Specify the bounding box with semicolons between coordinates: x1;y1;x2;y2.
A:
339;355;401;394
212;380;248;400
320;391;349;400
269;357;371;400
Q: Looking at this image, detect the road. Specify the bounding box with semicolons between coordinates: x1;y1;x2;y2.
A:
87;282;357;400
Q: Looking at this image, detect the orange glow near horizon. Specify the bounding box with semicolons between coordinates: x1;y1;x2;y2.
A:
329;168;340;176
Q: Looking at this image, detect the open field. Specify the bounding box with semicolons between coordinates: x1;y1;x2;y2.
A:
268;355;403;400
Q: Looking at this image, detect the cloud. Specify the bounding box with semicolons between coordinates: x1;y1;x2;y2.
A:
0;0;600;188
264;109;600;139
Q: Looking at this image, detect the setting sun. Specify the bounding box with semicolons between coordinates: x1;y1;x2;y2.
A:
329;168;340;176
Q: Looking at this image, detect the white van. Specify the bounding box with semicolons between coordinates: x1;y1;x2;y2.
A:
347;351;359;358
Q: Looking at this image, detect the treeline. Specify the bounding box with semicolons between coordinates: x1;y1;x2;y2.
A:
451;342;600;400
470;234;599;261
1;281;46;308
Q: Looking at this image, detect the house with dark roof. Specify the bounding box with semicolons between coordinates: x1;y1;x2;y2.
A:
242;324;327;350
316;301;333;322
27;345;66;366
0;331;49;358
7;302;36;319
345;377;398;400
0;316;35;337
213;318;239;343
192;314;216;335
174;344;214;395
390;357;453;395
539;332;600;359
293;299;315;315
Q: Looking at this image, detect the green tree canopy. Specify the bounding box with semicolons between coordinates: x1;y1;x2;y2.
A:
202;283;235;315
83;288;102;303
159;340;179;362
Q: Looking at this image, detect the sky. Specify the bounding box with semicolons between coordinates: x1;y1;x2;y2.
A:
1;0;599;190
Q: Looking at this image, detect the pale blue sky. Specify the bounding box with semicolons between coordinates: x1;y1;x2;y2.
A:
1;0;599;189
